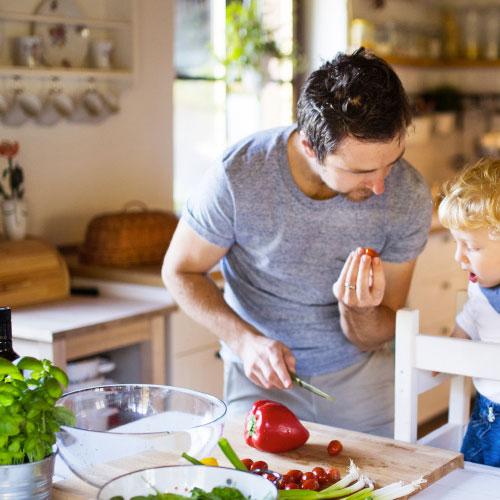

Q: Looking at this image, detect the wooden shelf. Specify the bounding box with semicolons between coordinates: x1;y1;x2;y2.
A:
384;55;500;69
0;11;131;30
0;65;133;81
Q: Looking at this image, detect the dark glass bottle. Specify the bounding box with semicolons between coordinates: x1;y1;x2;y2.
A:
0;307;19;362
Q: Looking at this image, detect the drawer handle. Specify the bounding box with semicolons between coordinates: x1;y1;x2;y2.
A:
214;350;221;360
440;326;450;336
441;281;451;290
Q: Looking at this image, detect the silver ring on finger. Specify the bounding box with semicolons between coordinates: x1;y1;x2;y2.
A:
344;283;356;290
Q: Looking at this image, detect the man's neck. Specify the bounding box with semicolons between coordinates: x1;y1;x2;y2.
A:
287;131;337;200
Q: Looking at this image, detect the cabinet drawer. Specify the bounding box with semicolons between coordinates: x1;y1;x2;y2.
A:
169;310;219;355
170;343;224;399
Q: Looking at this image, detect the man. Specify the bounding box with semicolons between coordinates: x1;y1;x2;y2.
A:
162;48;432;437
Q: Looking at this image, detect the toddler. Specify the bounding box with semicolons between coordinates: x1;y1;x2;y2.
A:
438;158;500;466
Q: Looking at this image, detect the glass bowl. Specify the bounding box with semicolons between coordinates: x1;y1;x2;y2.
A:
56;384;227;487
98;465;277;500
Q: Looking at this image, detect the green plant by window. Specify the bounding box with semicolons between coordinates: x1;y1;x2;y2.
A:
223;0;288;83
0;356;75;465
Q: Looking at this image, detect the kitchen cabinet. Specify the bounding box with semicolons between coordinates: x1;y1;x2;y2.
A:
61;254;226;398
407;228;469;424
12;291;174;384
168;309;224;399
0;0;136;85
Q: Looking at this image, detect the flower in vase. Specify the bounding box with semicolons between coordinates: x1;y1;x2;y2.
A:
0;140;24;200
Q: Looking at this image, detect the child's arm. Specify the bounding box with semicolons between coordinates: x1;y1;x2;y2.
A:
450;323;472;340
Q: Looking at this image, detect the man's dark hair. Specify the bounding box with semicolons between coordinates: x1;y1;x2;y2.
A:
296;48;411;163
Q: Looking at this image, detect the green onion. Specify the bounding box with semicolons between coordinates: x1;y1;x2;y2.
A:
217;438;248;471
317;460;360;495
181;452;203;465
370;478;426;500
341;486;374;500
319;477;367;498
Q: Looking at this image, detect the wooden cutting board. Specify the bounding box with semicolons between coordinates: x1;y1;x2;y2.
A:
219;418;462;494
0;238;69;308
53;416;462;499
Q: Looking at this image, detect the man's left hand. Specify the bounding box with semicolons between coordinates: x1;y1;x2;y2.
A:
333;247;385;309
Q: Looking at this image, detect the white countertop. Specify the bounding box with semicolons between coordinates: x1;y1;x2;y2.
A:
416;461;500;499
12;278;176;342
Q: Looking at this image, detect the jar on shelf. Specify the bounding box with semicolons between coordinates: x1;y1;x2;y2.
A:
462;7;480;60
483;6;499;60
426;27;443;60
442;8;460;59
349;18;375;52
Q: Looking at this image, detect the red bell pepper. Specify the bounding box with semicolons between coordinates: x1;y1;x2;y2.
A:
244;399;309;453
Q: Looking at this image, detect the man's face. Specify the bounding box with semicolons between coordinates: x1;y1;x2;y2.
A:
308;135;406;201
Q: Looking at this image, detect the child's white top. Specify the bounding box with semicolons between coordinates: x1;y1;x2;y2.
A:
457;281;500;403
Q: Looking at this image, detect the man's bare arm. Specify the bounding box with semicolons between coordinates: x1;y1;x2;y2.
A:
162;220;295;389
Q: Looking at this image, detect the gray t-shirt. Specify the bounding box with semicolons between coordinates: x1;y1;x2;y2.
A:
183;126;432;376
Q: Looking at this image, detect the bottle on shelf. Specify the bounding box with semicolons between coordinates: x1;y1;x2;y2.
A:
0;306;19;361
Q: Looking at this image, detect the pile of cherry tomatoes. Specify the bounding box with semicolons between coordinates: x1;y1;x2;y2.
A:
241;439;344;491
242;458;341;491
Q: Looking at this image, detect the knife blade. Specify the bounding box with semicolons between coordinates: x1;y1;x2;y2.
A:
290;372;335;401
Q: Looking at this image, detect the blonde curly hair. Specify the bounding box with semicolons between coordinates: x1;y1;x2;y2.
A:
438;158;500;239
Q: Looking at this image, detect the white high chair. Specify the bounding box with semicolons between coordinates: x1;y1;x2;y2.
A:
394;292;500;451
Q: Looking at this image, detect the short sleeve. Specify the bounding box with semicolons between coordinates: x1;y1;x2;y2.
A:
181;163;235;248
456;284;480;340
382;165;433;263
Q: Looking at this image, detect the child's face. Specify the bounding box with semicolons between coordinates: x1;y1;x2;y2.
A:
451;227;500;288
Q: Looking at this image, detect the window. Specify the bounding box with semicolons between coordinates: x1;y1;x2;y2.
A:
173;0;294;212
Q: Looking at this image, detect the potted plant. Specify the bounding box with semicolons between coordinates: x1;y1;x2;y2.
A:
223;0;291;92
0;140;27;240
0;356;75;499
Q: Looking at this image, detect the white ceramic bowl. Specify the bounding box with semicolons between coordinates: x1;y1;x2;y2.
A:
98;465;278;500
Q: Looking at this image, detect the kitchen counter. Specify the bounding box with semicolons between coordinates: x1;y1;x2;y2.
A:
61;250;224;288
12;279;176;383
52;416;466;499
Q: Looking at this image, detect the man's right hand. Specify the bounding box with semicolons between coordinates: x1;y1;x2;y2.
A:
234;333;296;390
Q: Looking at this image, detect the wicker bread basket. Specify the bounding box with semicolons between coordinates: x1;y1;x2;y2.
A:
80;202;178;267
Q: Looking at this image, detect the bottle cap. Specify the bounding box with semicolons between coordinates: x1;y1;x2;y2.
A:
0;307;12;340
0;307;11;321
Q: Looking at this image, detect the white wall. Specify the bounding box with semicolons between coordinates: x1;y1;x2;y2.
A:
302;0;349;75
0;0;174;245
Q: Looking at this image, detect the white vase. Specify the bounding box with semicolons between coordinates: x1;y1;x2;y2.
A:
1;198;28;241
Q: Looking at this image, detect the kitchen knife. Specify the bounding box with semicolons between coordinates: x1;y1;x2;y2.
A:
290;372;335;401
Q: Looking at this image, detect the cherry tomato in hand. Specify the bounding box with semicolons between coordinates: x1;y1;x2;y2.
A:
362;247;379;258
327;439;343;456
